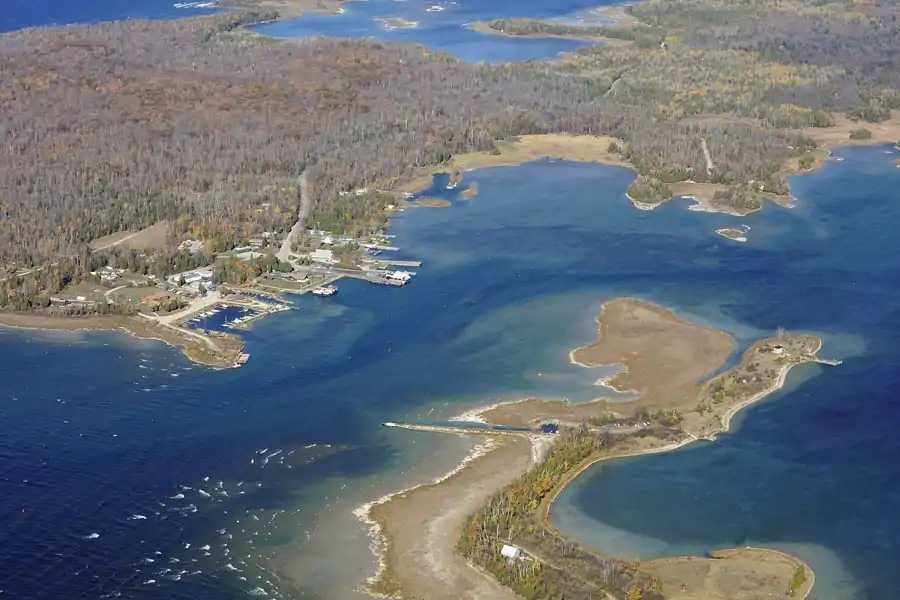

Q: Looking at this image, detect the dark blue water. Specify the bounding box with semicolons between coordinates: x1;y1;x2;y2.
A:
253;0;619;62
547;146;900;600
4;3;900;600
4;146;900;599
1;0;217;32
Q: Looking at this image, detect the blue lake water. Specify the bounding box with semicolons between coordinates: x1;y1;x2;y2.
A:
4;2;900;600
252;0;608;63
1;0;218;32
4;146;900;600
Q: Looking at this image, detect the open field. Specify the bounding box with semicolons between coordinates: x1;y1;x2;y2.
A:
89;221;170;252
467;20;635;47
800;111;900;148
572;298;735;407
647;547;814;600
455;134;630;172
367;298;826;600
57;282;108;303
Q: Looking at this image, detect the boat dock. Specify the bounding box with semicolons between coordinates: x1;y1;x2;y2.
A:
362;258;423;268
236;353;250;365
300;266;415;287
360;243;400;252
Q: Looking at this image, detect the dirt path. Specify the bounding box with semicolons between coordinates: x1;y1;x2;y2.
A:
93;230;140;251
276;170;310;265
371;436;535;600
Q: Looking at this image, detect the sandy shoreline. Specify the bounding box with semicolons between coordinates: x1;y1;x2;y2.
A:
352;437;500;592
0;312;242;369
358;300;826;600
718;336;823;433
360;436;531;599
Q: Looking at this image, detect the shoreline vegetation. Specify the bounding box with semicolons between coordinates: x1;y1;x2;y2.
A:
0;312;246;368
363;298;832;600
715;228;747;242
219;0;348;18
4;0;900;321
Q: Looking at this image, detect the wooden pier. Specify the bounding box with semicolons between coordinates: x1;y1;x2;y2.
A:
236;353;250;365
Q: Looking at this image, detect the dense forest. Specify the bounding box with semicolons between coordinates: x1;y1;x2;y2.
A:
1;0;898;308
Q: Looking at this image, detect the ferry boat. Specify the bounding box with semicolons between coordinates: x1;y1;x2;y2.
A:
312;285;338;297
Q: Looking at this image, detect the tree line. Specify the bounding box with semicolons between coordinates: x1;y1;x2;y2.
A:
0;2;897;309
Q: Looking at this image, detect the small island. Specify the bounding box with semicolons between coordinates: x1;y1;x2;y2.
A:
715;226;749;242
362;299;832;600
378;17;419;29
416;197;452;208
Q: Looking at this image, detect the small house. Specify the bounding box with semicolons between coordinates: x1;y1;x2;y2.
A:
500;545;521;560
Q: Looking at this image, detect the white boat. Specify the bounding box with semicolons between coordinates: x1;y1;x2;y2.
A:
312;285;338;297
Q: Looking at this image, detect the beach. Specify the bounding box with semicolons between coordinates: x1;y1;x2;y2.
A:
0;312;244;369
365;436;531;600
360;298;826;600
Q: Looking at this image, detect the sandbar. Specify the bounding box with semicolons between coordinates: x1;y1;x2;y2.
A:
366;437;531;600
361;298;828;600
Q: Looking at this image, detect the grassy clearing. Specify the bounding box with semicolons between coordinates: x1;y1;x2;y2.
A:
89;221;170;251
58;282;108;302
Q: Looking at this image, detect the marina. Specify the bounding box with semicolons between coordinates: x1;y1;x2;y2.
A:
174;300;292;331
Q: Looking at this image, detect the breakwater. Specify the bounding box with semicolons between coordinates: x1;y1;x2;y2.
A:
383;421;539;436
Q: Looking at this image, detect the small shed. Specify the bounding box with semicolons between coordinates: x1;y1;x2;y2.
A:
500;545;521;560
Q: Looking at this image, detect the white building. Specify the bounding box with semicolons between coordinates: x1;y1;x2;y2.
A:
310;249;335;263
386;270;412;282
500;545;521;560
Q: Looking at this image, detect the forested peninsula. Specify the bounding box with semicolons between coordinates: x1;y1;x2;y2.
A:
1;0;899;312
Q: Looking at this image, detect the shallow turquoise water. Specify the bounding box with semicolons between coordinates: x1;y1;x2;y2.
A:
5;147;900;599
4;1;900;598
